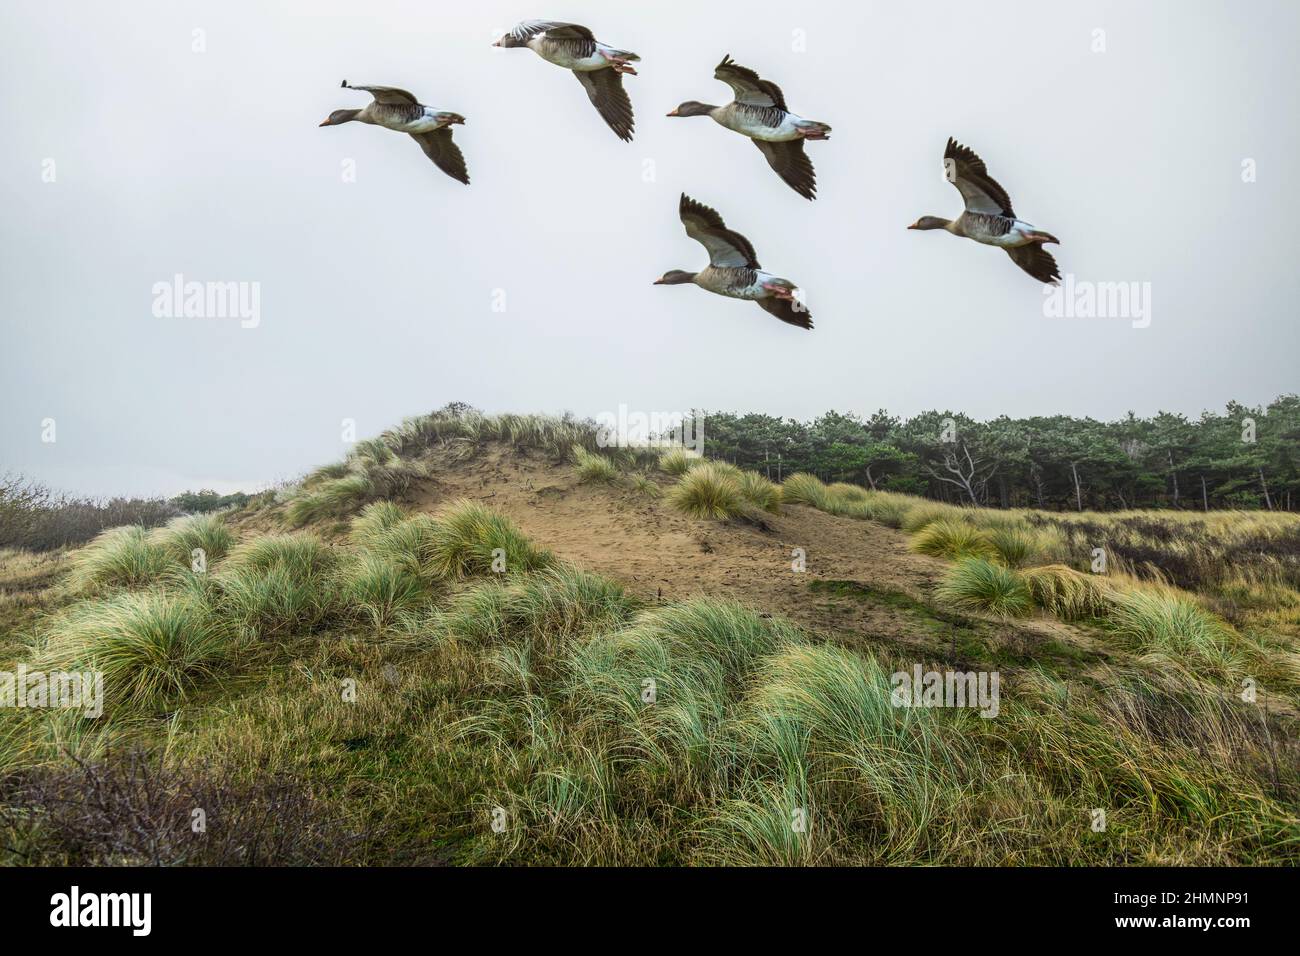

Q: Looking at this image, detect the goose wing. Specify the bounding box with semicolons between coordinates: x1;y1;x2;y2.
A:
573;68;635;141
510;20;597;56
1006;244;1060;284
713;55;787;110
410;129;469;184
678;193;760;269
944;138;1015;216
757;297;813;330
753;139;817;200
341;81;419;106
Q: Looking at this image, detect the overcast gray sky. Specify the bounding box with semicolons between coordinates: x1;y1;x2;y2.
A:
2;0;1297;496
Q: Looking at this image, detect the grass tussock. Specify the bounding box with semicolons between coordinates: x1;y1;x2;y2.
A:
215;534;339;640
348;501;407;547
571;446;621;485
1021;564;1113;620
737;472;783;514
40;590;231;713
631;473;662;499
658;448;700;477
285;474;374;527
424;499;552;579
1107;587;1245;678
150;513;234;567
361;514;441;576
781;473;831;510
936;558;1033;618
436;565;637;649
909;518;993;561
669;463;746;521
340;555;429;630
66;526;172;592
827;482;870;504
223;534;337;578
900;503;954;534
984;524;1043;569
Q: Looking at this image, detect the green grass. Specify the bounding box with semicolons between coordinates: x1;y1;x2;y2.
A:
1021;564;1112;620
7;411;1299;867
424;499;552;579
861;495;911;528
1107;588;1245;678
150;513;234;567
340;554;429;630
223;533;337;578
214;563;337;641
827;482;870;504
435;565;637;648
362;514;441;576
781;473;831;510
909;518;994;560
737;472;783;514
348;501;407;547
214;534;339;640
936;558;1033;618
631;473;662;499
40;590;231;713
900;503;953;534
285;474;374;527
658;448;699;477
571;446;620;484
668;463;745;520
65;526;172;592
984;524;1042;569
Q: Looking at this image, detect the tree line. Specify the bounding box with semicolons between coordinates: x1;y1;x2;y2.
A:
686;395;1300;512
0;477;254;552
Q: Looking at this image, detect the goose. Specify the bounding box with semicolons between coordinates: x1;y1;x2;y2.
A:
908;138;1060;283
655;193;812;330
493;21;638;142
319;81;469;184
667;56;830;200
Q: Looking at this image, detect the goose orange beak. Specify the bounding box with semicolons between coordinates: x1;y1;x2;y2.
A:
666;108;679;117
318;118;332;127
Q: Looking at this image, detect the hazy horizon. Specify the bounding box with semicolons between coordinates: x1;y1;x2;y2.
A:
3;0;1298;497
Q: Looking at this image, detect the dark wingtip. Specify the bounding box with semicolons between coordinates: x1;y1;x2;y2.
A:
340;79;347;88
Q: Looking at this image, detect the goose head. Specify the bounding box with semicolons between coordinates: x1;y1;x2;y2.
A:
319;109;361;127
666;101;716;118
654;270;697;286
492;33;525;48
908;216;951;231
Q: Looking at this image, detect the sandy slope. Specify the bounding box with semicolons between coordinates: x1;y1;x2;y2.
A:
406;445;1102;665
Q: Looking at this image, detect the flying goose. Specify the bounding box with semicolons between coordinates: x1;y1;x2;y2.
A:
908;138;1060;283
319;81;469;184
493;21;638;142
667;56;830;200
655;193;812;330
